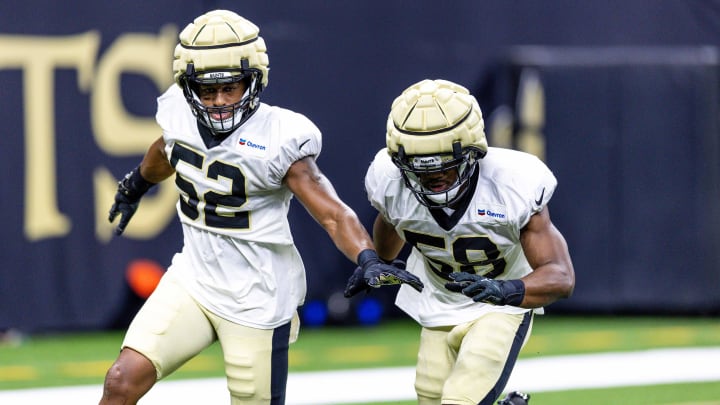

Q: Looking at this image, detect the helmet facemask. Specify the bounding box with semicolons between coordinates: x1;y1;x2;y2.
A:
393;142;479;208
179;62;263;136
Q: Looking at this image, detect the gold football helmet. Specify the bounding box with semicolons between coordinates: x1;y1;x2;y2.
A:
173;10;270;135
386;79;487;207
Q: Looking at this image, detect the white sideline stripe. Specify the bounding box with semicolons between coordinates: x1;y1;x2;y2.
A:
1;347;718;404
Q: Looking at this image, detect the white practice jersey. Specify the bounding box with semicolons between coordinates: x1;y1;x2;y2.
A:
365;147;557;328
155;85;321;329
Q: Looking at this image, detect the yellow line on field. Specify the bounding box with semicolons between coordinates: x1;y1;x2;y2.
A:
59;361;112;378
522;335;550;354
641;326;697;346
563;331;622;351
55;355;223;378
0;365;38;381
289;350;310;366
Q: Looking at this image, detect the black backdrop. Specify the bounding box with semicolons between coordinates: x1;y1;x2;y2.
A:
1;1;718;332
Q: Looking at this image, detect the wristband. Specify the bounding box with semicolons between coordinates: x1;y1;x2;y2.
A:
501;279;526;306
119;165;156;200
356;249;380;269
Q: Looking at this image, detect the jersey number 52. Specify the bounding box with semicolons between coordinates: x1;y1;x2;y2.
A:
170;143;249;229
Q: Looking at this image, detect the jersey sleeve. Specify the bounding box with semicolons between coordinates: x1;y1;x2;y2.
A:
365;148;403;220
155;85;194;140
504;153;558;230
267;111;322;185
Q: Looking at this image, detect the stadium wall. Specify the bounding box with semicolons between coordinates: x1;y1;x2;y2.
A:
0;1;718;332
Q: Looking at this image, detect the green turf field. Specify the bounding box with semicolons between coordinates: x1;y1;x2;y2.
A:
1;315;719;404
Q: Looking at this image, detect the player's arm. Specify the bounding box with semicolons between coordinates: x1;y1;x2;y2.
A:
285;157;423;295
284;156;374;261
108;136;175;235
516;207;575;307
372;213;405;262
138;136;175;183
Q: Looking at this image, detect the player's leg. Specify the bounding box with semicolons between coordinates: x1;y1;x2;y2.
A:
415;326;455;405
441;311;533;405
100;272;216;404
100;347;156;404
212;311;298;404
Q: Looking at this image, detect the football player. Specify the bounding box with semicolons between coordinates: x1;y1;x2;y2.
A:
100;10;422;405
345;79;575;405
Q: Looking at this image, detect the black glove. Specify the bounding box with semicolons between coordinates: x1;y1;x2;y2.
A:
343;258;408;297
343;250;424;298
497;391;531;405
445;272;525;306
108;166;155;235
343;266;371;298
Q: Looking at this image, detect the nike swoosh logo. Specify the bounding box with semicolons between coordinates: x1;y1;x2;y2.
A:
299;139;311;150
535;187;545;206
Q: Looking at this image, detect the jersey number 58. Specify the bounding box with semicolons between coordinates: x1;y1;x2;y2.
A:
403;229;507;279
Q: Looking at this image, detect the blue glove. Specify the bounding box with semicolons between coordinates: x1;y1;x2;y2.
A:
108;166;155;235
343;250;424;298
445;272;525;306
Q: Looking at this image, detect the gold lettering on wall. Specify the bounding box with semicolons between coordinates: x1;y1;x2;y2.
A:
94;168;178;242
91;25;179;242
1;27;180;242
515;68;546;160
93;25;176;154
0;32;100;240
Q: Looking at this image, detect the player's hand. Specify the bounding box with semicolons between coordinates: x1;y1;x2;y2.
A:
108;192;141;236
445;272;525;306
344;250;424;298
108;167;154;235
345;259;410;298
343;265;371;297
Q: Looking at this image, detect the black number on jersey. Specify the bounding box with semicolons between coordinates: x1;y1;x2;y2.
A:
170;143;249;229
403;230;506;279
